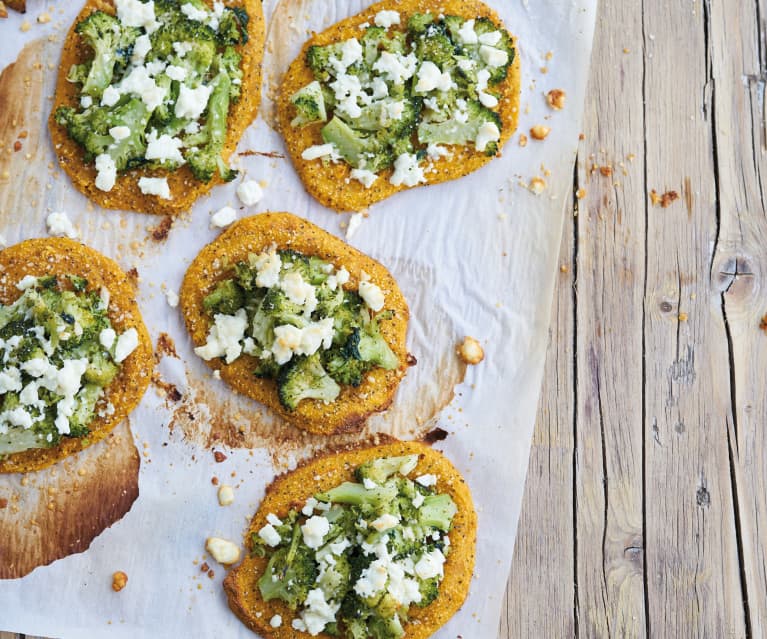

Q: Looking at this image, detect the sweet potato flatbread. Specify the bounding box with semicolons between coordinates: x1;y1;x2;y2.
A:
49;0;265;215
180;212;409;435
0;238;152;473
223;439;477;638
277;0;521;212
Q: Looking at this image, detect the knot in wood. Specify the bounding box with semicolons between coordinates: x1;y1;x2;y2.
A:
713;255;754;296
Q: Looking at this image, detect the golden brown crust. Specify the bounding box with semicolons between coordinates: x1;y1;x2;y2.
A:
49;0;265;215
179;212;409;435
0;238;153;473
277;0;521;212
223;439;477;638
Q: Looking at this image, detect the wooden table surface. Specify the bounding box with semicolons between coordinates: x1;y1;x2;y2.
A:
4;0;767;637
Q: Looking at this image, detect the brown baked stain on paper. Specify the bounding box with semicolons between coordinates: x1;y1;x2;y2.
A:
0;421;140;579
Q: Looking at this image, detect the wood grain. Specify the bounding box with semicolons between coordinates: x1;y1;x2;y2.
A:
502;0;767;637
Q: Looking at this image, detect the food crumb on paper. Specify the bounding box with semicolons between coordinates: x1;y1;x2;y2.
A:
217;485;234;506
112;571;128;592
528;177;546;194
346;212;364;240
458;336;485;365
205;537;241;565
530;125;550;140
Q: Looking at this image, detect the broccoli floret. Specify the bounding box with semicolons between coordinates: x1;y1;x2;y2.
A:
254;356;280;379
407;13;435;34
355;455;418;484
279;250;329;286
316;481;398;515
321;117;394;172
416;576;440;607
472;17;515;84
290;81;328;128
149;18;218;82
367;613;405;639
323;347;368;386
203;279;244;315
417;99;500;148
67;275;88;292
66;63;91;86
74;11;140;96
316;553;352;602
187;69;237;181
414;25;456;67
217;45;243;102
442;15;466;42
306;43;341;82
358;326;398;370
216;6;249;45
417;493;457;531
276;353;341;411
258;525;318;609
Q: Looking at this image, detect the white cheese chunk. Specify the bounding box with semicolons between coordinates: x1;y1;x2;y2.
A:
345;211;365;240
457;19;478;44
180;2;208;21
354;558;389;597
145;130;185;165
475;121;501;152
414;548;446;580
115;0;159;32
301;515;330;549
217;484;234;506
101;86;121;108
269;615;282;628
370;513;400;532
478;30;503;46
46;212;79;239
349;169;377;190
253;249;282;288
95;154;117;192
374;10;400;28
131;34;152;65
80;95;93;109
300;588;341;635
194;309;248;364
415;61;455;93
415;473;437;487
138;176;172;200
301;143;338;161
358;280;385;311
175;83;213;120
205;537;241;565
0;367;22;394
165;64;188;82
114;328;139;363
236;180;263;206
16;275;38;291
120;65;166;110
109;126;131;141
389;153;426;188
480;44;509;67
210;206;237;229
373;51;417;85
99;328;117;350
258;523;281;547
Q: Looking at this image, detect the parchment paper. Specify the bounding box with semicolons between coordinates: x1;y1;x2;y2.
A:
0;0;596;636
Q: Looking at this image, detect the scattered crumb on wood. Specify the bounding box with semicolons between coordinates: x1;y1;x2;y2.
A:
530;125;551;140
760;314;767;333
599;166;613;177
650;189;680;208
529;177;547;194
576;188;586;199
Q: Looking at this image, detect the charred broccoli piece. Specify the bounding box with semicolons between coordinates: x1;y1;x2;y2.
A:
203;279;244;315
258;524;318;608
73;11;140;96
276;353;341;411
407;13;435;34
290;81;328;128
355;455;418;484
216;6;249;45
417;493;457;531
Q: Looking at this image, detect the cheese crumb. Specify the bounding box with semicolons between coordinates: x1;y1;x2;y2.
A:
205;537;241;565
236;180;263;206
374;10;400;28
210;206;237;229
46;212;78;239
217;484;234;506
358;280;385;312
346;212;364;240
458;336;484;364
270;615;282;628
138;177;171;200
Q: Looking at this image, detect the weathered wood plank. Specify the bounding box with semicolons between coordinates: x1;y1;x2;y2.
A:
571;0;649;635
709;0;767;635
502;198;576;637
641;1;748;636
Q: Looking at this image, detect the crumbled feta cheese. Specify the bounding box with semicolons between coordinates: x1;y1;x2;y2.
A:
210;206;237;229
426;143;450;159
236;180;263;206
0;367;22;394
280;271;314;308
389;153;426;187
362;477;378;489
386;561;422;607
120;65;166;110
175;83;213;120
480;44;509;67
414;548;446;580
2;406;33;429
300;588;341;635
457;58;476;72
301;144;338;161
194;309;248;364
217;484;234;506
371;76;389;100
415;61;455;93
336;268;350;286
80;95;93;108
165;64;187;82
266;513;283;526
114;328;139;363
131;34;152;65
349;169;377;190
95;154;117;192
258;523;281;547
180;1;208;22
475;121;501;152
138;176;172;200
412;492;425;508
330;73;364;119
269;615;282;628
46;212;78;239
145;60;167;77
16;275;38;291
173;41;193;57
346;212;364;240
301;515;330;549
145;130;185;165
358;280;385;311
354;558;389;597
415;473;437;487
373;51;417;85
302;497;318;516
205;537;241;565
374;10;400;28
115;0;159;32
479;91;499;108
457;19;478;44
20;357;48;378
109;126;131;141
99;328;116;350
479;30;503;46
253;249;282;288
165;289;179;308
292;619;308;632
370;513;400;532
101;86;121;107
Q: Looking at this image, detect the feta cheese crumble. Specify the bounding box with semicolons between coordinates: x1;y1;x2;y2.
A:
374;10;400;28
301;144;338;161
389;153;426;187
210;206;237;229
358;280;385;312
95;154;117;192
45;212;78;239
301;515;330;549
205;537;241;565
138;176;172;200
349;169;377;189
236;180;264;206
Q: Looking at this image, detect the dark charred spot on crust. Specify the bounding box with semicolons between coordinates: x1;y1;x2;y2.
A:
156;332;178;359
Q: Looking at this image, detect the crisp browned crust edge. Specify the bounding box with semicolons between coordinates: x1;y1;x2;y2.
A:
277;0;521;212
0;238;153;473
48;0;265;215
179;212;410;435
223;439;477;639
